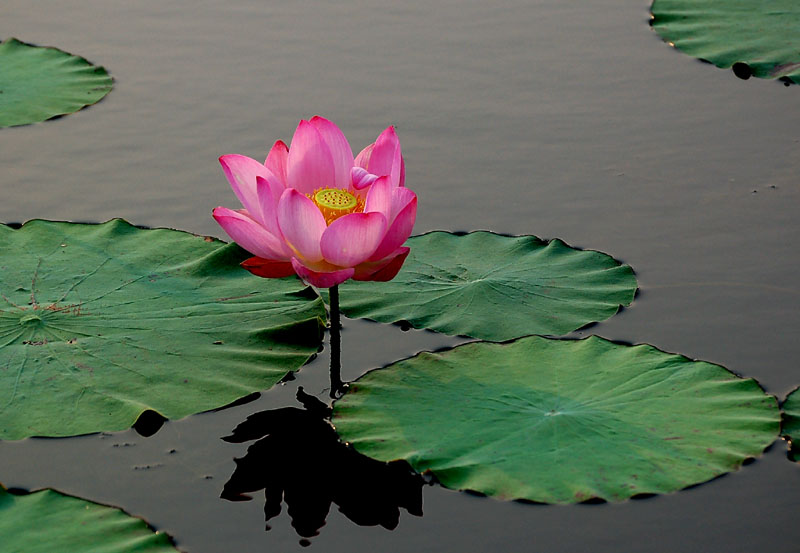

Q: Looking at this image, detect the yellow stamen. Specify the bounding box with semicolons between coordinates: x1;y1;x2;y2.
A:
309;188;364;225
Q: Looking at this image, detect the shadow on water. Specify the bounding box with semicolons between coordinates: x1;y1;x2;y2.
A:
220;387;425;543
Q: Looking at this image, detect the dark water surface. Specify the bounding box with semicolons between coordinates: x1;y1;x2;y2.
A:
1;0;799;551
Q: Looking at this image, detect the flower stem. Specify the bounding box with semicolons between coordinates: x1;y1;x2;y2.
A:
329;285;343;398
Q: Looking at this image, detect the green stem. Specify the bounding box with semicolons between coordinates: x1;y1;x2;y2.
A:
329;285;343;398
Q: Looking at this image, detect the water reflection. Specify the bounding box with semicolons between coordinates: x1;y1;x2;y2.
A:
221;388;424;541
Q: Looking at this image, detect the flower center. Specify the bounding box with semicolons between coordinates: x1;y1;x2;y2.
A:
309;188;364;225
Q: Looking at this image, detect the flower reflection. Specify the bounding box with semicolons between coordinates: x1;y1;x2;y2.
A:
221;388;424;541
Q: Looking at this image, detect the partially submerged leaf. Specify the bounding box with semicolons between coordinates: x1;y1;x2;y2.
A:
0;219;325;440
330;231;636;341
0;38;113;128
333;336;779;503
0;484;178;552
782;387;800;461
651;0;800;84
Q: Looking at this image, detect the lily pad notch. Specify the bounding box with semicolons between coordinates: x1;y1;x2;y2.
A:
330;231;637;341
0;219;326;440
651;0;800;84
781;387;800;461
333;335;780;504
0;37;114;128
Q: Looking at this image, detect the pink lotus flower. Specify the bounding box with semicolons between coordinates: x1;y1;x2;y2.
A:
213;116;417;288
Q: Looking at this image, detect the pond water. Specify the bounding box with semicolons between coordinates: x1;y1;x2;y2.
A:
1;0;799;551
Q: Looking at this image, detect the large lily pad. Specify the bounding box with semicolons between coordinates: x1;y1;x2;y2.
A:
0;484;178;552
651;0;800;84
782;387;800;461
331;231;636;341
0;219;325;440
333;336;779;503
0;38;113;127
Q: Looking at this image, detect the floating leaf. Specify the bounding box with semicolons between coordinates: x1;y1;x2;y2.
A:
0;219;325;440
782;387;800;461
330;231;636;341
0;38;113;128
333;336;779;503
651;0;800;84
0;484;178;552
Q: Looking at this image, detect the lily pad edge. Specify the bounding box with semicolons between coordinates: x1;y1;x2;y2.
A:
0;482;182;551
648;3;800;86
0;37;115;128
2;216;316;290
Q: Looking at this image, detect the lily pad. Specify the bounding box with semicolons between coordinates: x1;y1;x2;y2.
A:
331;231;636;341
651;0;800;84
0;219;325;440
0;38;113;128
0;484;178;552
782;387;800;461
333;336;779;503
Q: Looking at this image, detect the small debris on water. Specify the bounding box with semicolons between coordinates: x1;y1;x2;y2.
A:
133;463;164;471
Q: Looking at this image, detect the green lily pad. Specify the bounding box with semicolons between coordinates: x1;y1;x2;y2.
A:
0;38;113;128
0;219;325;440
0;484;178;552
331;231;636;341
651;0;800;84
782;387;800;461
333;336;779;503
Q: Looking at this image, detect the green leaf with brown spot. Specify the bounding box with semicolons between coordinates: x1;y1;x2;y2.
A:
0;219;325;440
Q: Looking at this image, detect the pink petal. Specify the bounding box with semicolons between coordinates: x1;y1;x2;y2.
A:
310;116;354;190
264;140;289;187
212;207;290;260
255;175;286;242
351;166;379;191
367;126;403;187
369;194;417;261
354;142;374;169
287;120;336;194
291;258;354;288
363;176;393;220
241;257;296;278
354;247;410;281
277;189;326;263
320;212;387;268
389;186;417;221
219;155;278;224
